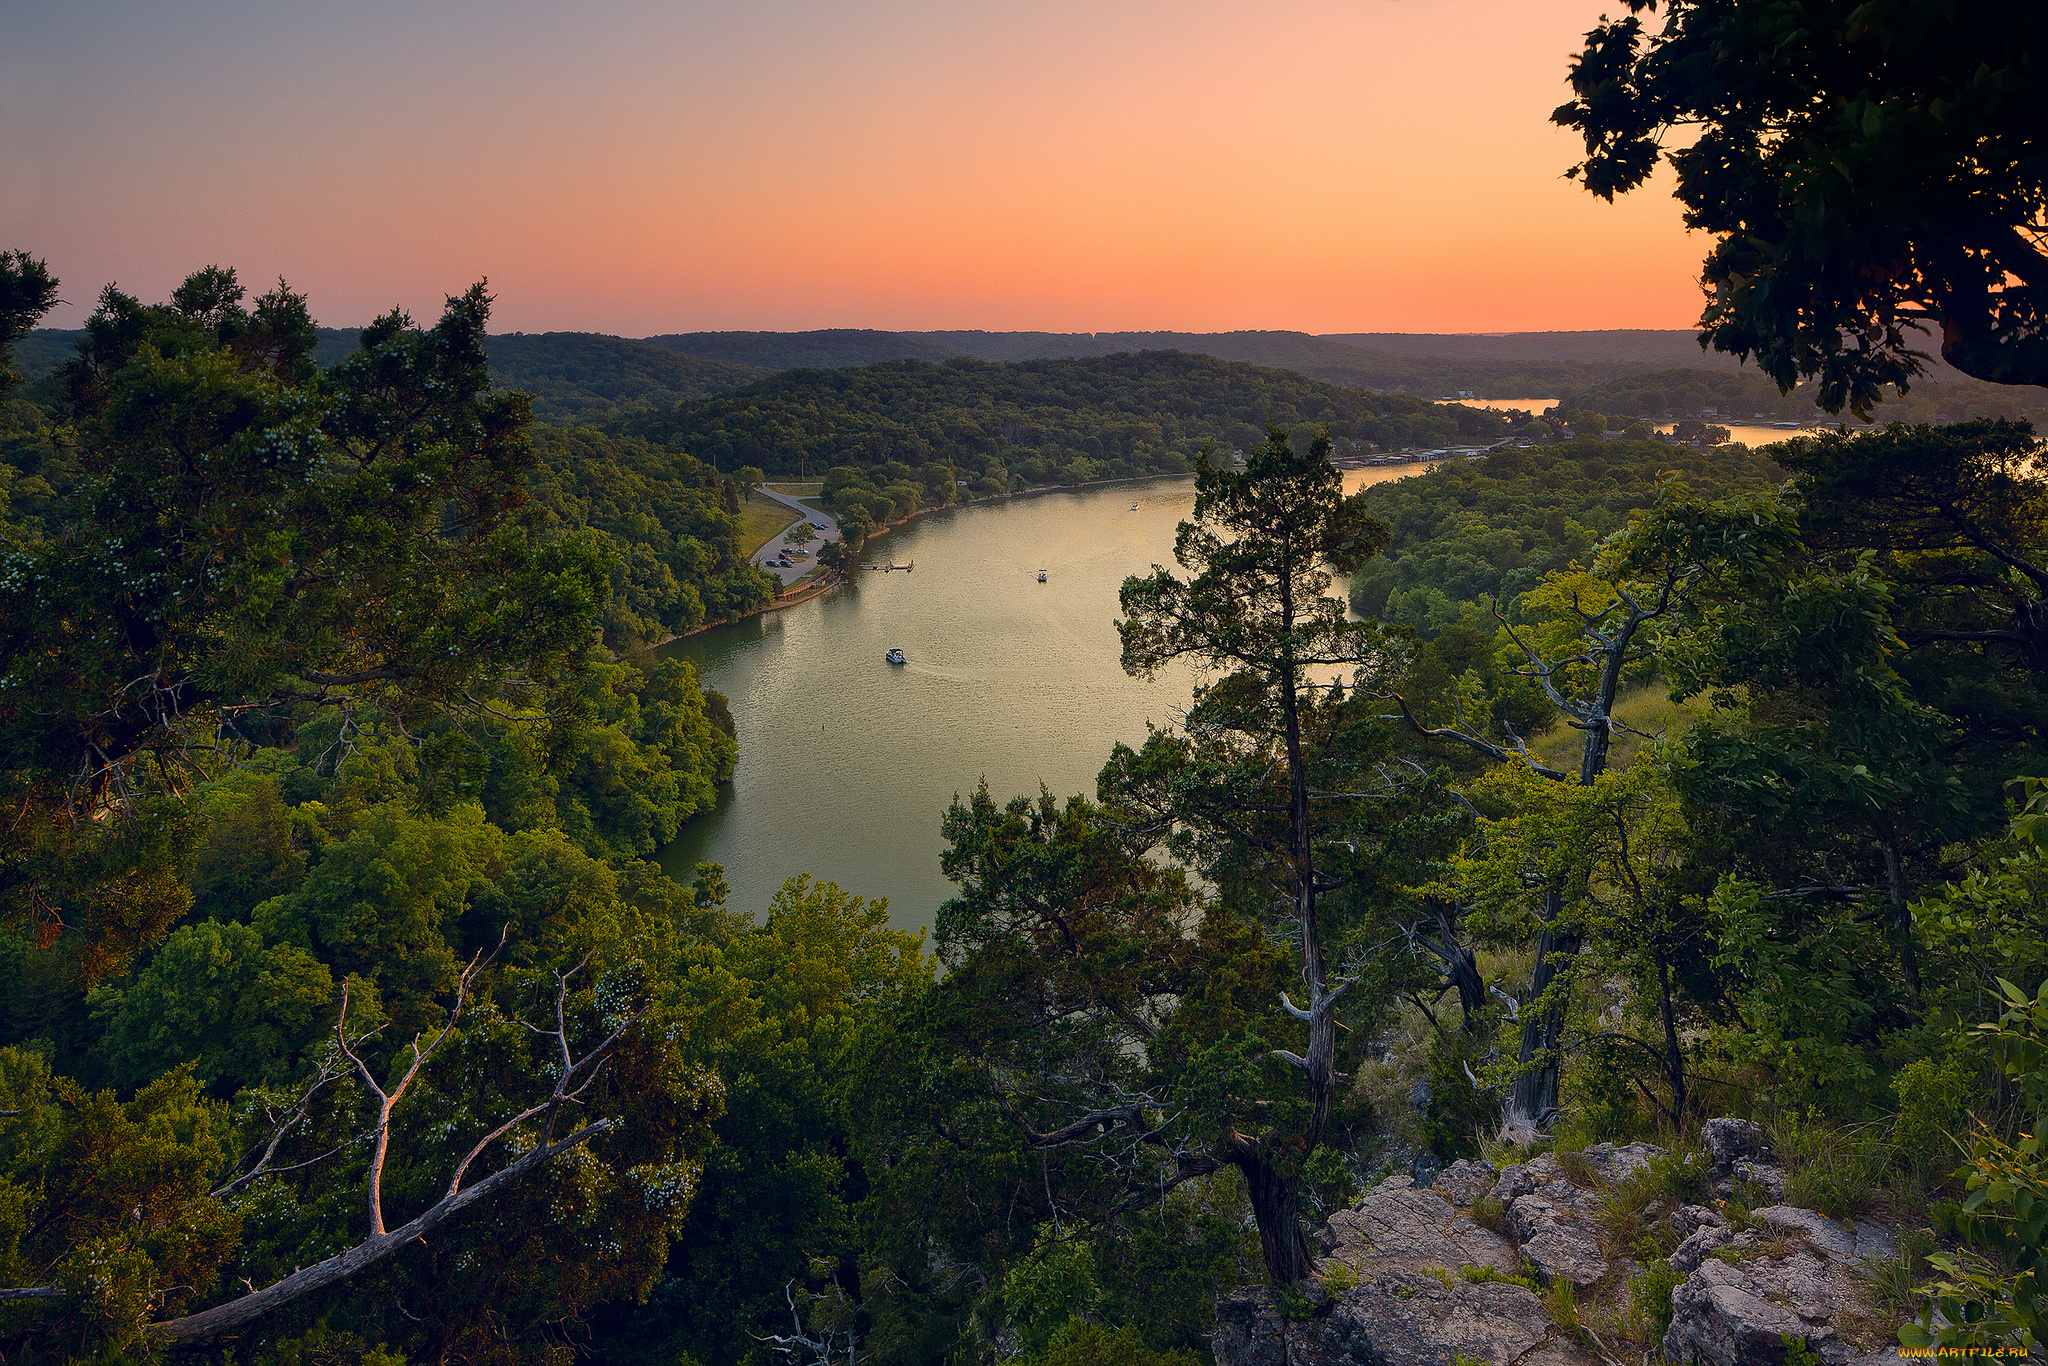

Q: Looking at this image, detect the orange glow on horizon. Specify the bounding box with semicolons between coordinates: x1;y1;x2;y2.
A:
6;0;1707;336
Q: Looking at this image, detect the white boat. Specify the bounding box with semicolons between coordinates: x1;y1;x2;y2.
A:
885;648;906;665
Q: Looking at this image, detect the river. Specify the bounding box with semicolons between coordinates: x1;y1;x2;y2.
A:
656;468;1416;934
1457;396;1808;450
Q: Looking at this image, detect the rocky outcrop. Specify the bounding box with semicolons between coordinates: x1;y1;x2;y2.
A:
1495;1154;1613;1290
1322;1177;1524;1277
1731;1161;1787;1202
1580;1141;1664;1185
1751;1206;1897;1265
1661;1203;1899;1366
1216;1118;1899;1366
1213;1175;1601;1366
1701;1118;1772;1175
1434;1158;1499;1208
1214;1278;1599;1366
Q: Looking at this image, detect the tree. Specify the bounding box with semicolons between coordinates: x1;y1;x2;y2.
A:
1391;549;1693;1134
0;943;719;1354
1458;759;1704;1128
0;266;608;978
1111;428;1437;1282
0;250;59;397
1554;0;2048;410
1772;420;2048;676
787;520;816;549
737;465;766;502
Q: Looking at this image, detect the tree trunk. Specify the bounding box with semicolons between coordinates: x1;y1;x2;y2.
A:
1653;942;1686;1123
1502;887;1577;1141
1879;835;1922;999
1234;1143;1313;1286
1445;940;1486;1034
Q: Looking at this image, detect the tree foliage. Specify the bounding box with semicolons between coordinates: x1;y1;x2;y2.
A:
1555;0;2048;407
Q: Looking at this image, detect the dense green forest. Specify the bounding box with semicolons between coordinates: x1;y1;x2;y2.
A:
19;326;1796;427
18;328;769;427
648;328;1716;401
1347;438;1788;634
3;253;2046;1366
618;351;1510;486
1555;366;2048;429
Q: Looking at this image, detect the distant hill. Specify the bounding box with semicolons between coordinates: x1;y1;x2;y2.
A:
615;350;1511;486
643;329;958;370
18;328;766;424
24;324;2019;427
1329;330;1726;367
648;328;1681;400
1557;366;2048;428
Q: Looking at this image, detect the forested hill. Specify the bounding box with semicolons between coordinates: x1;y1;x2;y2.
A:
650;327;1716;400
615;350;1513;485
1556;365;2048;428
18;328;769;424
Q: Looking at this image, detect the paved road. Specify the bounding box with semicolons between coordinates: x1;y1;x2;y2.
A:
749;486;840;587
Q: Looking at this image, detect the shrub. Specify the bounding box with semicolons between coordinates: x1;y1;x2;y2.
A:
1892;1055;1971;1179
1471;1194;1510;1237
1421;1032;1497;1161
1623;1259;1684;1345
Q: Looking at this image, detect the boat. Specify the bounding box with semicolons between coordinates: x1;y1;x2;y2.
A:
1129;503;1139;511
885;648;906;665
1036;569;1047;582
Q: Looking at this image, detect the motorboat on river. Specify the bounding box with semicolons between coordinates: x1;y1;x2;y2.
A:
885;648;907;665
1036;569;1047;582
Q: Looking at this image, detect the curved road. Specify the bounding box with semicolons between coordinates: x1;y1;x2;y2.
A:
749;486;841;587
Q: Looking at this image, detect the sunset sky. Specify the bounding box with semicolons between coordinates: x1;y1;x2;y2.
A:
6;0;1707;335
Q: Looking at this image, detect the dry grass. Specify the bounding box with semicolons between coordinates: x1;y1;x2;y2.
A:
1531;683;1720;773
1351;998;1437;1150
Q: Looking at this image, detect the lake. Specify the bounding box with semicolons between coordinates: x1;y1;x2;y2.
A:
657;468;1415;934
1459;396;1809;450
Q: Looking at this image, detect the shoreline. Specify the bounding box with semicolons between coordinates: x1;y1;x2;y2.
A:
649;469;1194;648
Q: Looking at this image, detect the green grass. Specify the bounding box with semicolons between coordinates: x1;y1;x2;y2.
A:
738;500;803;555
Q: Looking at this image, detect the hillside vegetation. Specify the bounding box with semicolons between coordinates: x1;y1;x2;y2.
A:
1349;437;1788;634
1558;365;2048;428
617;350;1511;486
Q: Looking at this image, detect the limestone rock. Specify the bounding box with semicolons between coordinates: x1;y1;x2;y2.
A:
1215;1176;1600;1366
1662;1247;1866;1366
1752;1206;1897;1266
1702;1117;1773;1177
1434;1158;1498;1208
1669;1204;1728;1241
1503;1170;1607;1289
1581;1140;1666;1185
1732;1161;1787;1202
1323;1179;1521;1276
1215;1269;1604;1366
1517;1217;1610;1290
1213;1288;1290;1366
1492;1154;1565;1204
1671;1223;1749;1276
